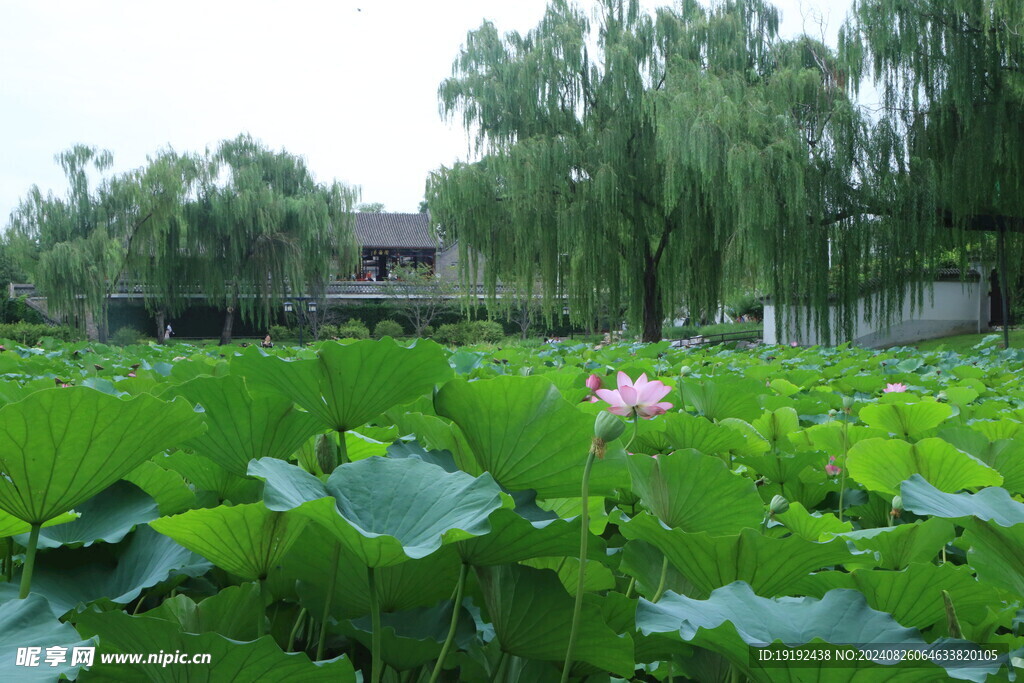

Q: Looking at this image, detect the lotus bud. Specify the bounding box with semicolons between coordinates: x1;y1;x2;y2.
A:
594;411;626;443
679;365;691;377
586;374;602;392
316;433;339;474
841;396;855;414
936;391;948;402
891;495;903;518
769;495;789;516
827;408;838;418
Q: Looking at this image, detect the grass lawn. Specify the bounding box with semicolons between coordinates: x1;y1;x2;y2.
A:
907;329;1024;353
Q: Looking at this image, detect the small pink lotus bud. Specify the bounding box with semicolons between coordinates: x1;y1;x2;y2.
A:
586;374;602;392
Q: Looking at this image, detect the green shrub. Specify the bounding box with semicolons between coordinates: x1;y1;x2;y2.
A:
0;322;81;346
434;323;467;346
421;325;435;338
319;323;340;339
268;325;290;342
472;320;505;343
373;319;405;339
663;324;698;339
110;326;143;346
338;319;370;339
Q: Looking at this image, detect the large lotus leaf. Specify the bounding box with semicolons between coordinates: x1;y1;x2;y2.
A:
621;514;856;597
717;418;771;456
849;563;1009;630
15;481;157;549
456;507;585;566
0;594;96;682
276;527;462;617
73;610;356;682
28;526;212;615
345;600;477;671
143;583;265;641
846;437;1002;496
391;412;478;475
522;556;616;595
774;502;852;541
149;503;308;581
161;451;262;503
835;518;956;570
968;419;1024;442
625;450;763;534
901;475;1024;526
123;460;196;515
619;540;697;600
0;387;204;524
752;407;801;445
679;378;763;422
636;582;1000;682
653;411;748;455
939;427;1024;493
476;563;634;678
858;401;953;439
0;509;78;539
735;452;823;494
435;375;628;497
165;375;322;475
959;519;1024;598
233;339;452;431
254;456;505;567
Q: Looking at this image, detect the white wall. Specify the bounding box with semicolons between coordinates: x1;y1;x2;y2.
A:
764;277;988;348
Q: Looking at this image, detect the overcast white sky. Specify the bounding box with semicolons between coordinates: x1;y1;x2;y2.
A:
0;0;853;224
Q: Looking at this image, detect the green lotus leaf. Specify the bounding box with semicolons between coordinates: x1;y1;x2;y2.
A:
626;450;763;534
149;503;308;581
455;506;586;566
165;375;322;476
939;427;1024;494
476;563;634;678
233;339;452;432
752;407;800;445
959;520;1024;598
968;419;1024;442
835;518;956;570
0;387;204;525
849;563;1009;630
123;460;196;515
653;411;748;456
679;378;763;422
717;419;771;456
858;401;953;439
161;451;263;503
142;583;265;641
391;413;478;475
618;540;696;600
0;595;95;682
636;582;1002;682
788;423;887;453
901;475;1024;526
344;599;477;671
620;513;856;597
846;437;1002;496
255;456;505;567
28;526;211;614
15;481;157;549
435;375;628;497
276;528;462;618
0;510;79;539
775;501;852;541
522;556;616;595
73;610;356;682
735;452;824;498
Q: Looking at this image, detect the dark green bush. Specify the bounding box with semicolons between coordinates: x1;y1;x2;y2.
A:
338;319;370;339
0;322;82;346
268;325;291;342
472;320;505;343
110;326;143;346
373;319;405;339
434;323;467;346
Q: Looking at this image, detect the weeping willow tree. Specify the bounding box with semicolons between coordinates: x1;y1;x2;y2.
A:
840;0;1024;346
427;0;868;341
188;135;359;344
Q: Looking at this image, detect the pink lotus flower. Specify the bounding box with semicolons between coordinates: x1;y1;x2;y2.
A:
883;383;907;393
790;341;798;347
586;374;602;392
595;371;673;419
127;372;136;378
825;455;841;476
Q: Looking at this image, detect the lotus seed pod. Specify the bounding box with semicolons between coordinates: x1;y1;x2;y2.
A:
891;495;903;511
679;365;692;377
841;396;855;411
769;495;789;516
594;410;626;443
316;433;339;474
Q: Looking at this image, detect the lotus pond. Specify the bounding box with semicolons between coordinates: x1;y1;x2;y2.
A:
1;336;1024;681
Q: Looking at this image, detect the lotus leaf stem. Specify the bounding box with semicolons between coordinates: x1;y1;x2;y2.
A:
3;537;12;582
429;562;469;683
651;556;669;603
489;650;508;683
288;607;308;651
18;523;41;599
368;566;383;683
624;576;635;599
838;412;850;522
317;542;341;660
560;450;596;683
256;579;265;638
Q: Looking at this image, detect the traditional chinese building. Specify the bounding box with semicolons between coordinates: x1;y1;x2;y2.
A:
353;212;437;280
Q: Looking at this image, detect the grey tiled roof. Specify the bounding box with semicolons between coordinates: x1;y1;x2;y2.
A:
355;213;437;249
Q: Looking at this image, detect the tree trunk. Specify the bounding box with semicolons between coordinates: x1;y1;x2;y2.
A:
98;298;109;344
220;307;235;346
155;310;166;344
641;264;663;343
